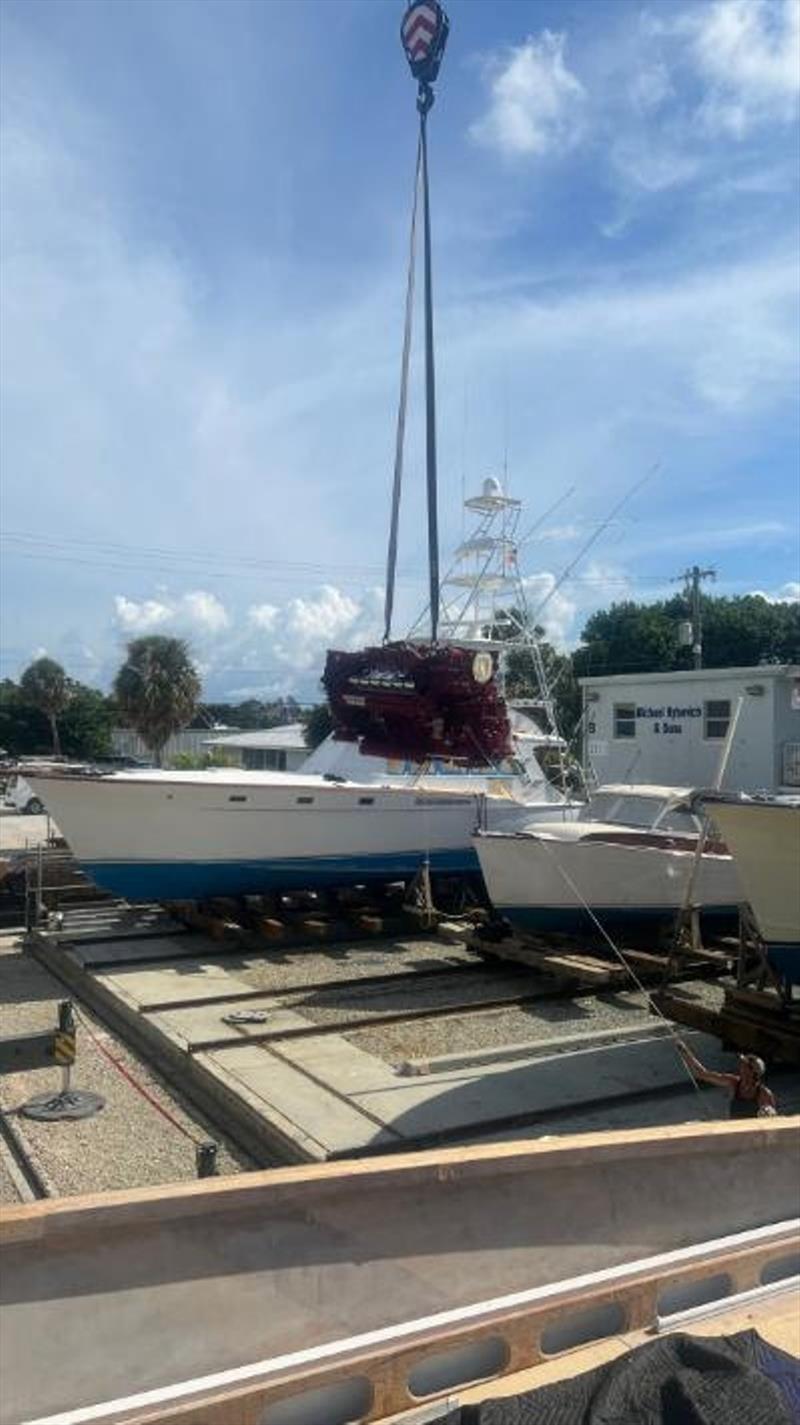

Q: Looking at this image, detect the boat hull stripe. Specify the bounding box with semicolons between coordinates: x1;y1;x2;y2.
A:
81;848;478;899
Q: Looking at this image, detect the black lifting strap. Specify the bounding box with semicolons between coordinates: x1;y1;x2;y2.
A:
383;135;422;644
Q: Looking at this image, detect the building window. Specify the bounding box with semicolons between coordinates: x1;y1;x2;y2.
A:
704;699;731;740
613;703;636;739
243;749;287;771
783;743;800;788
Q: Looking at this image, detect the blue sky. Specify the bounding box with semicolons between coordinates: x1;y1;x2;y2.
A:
1;0;798;701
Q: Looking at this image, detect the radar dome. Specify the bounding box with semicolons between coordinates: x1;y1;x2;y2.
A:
482;477;503;498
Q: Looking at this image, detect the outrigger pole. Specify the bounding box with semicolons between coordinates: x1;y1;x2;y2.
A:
398;0;449;645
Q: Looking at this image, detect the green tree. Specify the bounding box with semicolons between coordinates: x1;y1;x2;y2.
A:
19;657;71;756
0;679;49;755
573;594;800;679
113;636;201;766
60;685;114;760
304;702;334;749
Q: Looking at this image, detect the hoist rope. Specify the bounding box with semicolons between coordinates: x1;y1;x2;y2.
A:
384;134;422;643
532;835;715;1115
420;98;441;644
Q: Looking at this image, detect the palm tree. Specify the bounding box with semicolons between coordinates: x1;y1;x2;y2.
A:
113;637;201;766
20;657;71;756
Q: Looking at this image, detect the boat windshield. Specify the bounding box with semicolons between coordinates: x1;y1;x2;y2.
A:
582;792;680;828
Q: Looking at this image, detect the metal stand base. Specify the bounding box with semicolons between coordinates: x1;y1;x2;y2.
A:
21;1089;105;1122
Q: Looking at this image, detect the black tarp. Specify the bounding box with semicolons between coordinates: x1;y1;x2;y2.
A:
436;1330;800;1425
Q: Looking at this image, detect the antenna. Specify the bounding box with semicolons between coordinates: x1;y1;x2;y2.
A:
531;463;660;625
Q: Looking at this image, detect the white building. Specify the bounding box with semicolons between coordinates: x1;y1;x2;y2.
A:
203;723;309;772
580;664;800;794
111;726;242;765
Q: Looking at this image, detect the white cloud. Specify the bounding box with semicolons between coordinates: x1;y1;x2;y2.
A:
629;62;674;115
248;602;279;632
750;580;800;603
272;585;383;670
470;32;586;158
181;591;230;634
689;0;800;136
113;590;229;637
113;596;172;635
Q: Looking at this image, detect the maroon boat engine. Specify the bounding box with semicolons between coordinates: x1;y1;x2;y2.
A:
322;642;513;766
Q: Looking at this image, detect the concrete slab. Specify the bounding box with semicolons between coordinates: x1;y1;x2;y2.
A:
147;999;312;1051
95;960;257;1010
272;1031;401;1096
196;1043;401;1158
348;1032;730;1143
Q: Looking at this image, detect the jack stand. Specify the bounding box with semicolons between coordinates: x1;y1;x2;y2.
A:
21;1064;105;1122
403;855;437;930
20;1002;105;1122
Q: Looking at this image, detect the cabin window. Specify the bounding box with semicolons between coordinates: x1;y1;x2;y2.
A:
296;795;314;805
228;795;247;803
358;796;375;805
704;699;731;740
613;703;636;739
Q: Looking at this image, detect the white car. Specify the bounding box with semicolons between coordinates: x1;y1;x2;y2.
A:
4;762;89;815
5;773;46;815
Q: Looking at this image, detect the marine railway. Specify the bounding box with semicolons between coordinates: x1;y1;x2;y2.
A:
0;837;793;1180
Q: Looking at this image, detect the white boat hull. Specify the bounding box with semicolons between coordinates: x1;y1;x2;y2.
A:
27;771;572;901
703;798;800;983
474;829;743;934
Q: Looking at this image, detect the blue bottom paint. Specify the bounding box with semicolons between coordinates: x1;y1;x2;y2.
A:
497;904;739;935
765;943;800;985
82;848;479;900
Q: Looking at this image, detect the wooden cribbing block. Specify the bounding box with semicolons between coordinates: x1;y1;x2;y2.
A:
356;915;383;935
299;918;331;939
258;918;286;940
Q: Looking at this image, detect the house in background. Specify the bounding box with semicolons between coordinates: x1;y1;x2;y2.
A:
111;725;242;764
202;723;309;771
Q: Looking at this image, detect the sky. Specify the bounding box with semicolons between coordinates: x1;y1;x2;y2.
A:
1;0;798;703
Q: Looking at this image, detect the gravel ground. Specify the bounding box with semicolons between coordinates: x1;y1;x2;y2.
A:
346;981;727;1063
291;965;531;1027
230;937;476;994
0;932;257;1197
0;1152;24;1203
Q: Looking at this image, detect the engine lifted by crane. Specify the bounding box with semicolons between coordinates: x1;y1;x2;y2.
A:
323;4;518;768
323;642;512;766
325;3;516;767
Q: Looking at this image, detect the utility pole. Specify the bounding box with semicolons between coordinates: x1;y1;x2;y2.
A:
676;565;716;669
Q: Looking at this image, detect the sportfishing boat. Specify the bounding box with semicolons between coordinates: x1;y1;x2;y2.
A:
25;759;574;902
474;783;744;937
699;791;800;985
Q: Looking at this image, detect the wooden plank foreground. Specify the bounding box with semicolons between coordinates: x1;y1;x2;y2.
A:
1;1120;798;1424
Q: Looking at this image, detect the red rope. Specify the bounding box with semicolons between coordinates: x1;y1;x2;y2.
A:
74;1008;203;1146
